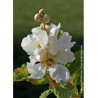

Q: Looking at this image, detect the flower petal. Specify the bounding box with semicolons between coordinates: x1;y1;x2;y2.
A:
63;42;76;49
54;50;75;64
28;48;44;61
56;32;72;51
27;63;46;79
49;32;75;55
21;35;37;52
49;23;61;37
50;23;57;28
29;56;38;65
31;27;48;48
59;32;72;44
49;36;58;55
60;42;76;51
49;64;70;83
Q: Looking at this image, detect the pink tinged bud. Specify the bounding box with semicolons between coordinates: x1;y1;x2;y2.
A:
39;9;45;14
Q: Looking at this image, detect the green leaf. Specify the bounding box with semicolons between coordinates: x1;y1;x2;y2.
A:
28;77;49;85
70;73;81;86
13;64;49;85
28;72;49;85
54;86;78;98
66;50;84;86
39;89;53;98
57;30;64;39
13;64;30;81
66;50;84;74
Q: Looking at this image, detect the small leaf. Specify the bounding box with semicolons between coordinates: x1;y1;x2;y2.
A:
66;50;84;74
54;86;78;98
57;30;63;39
39;89;53;98
13;64;30;81
28;77;49;85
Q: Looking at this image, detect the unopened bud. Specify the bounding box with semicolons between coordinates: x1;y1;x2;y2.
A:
43;14;50;23
39;9;45;14
34;13;40;21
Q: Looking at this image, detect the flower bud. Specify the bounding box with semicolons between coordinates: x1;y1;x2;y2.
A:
39;9;45;14
34;13;40;21
43;14;50;23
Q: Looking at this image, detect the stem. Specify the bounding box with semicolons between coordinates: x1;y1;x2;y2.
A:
51;80;57;88
47;76;58;88
42;20;46;30
40;19;47;31
40;19;49;35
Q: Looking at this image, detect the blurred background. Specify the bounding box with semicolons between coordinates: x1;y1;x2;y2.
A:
14;0;83;98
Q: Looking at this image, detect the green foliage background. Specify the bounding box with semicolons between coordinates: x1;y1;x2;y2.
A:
14;0;83;98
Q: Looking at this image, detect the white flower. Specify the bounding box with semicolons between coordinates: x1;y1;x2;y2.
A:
21;23;61;56
48;24;76;55
41;23;76;55
22;23;76;83
49;32;76;55
27;49;75;83
21;27;48;57
31;27;48;48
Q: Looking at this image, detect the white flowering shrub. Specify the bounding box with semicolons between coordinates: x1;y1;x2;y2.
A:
13;9;84;98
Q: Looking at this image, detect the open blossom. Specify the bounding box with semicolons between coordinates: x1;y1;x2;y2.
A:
21;27;48;57
21;22;76;83
21;23;75;55
27;48;75;83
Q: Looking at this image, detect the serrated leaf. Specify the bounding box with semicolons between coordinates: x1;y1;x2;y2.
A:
39;89;53;98
13;64;30;81
54;86;78;98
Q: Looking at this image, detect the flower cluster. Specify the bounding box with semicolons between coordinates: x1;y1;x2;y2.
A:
21;9;76;83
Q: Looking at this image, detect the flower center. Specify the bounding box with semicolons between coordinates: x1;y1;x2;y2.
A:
46;58;54;66
40;50;55;67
